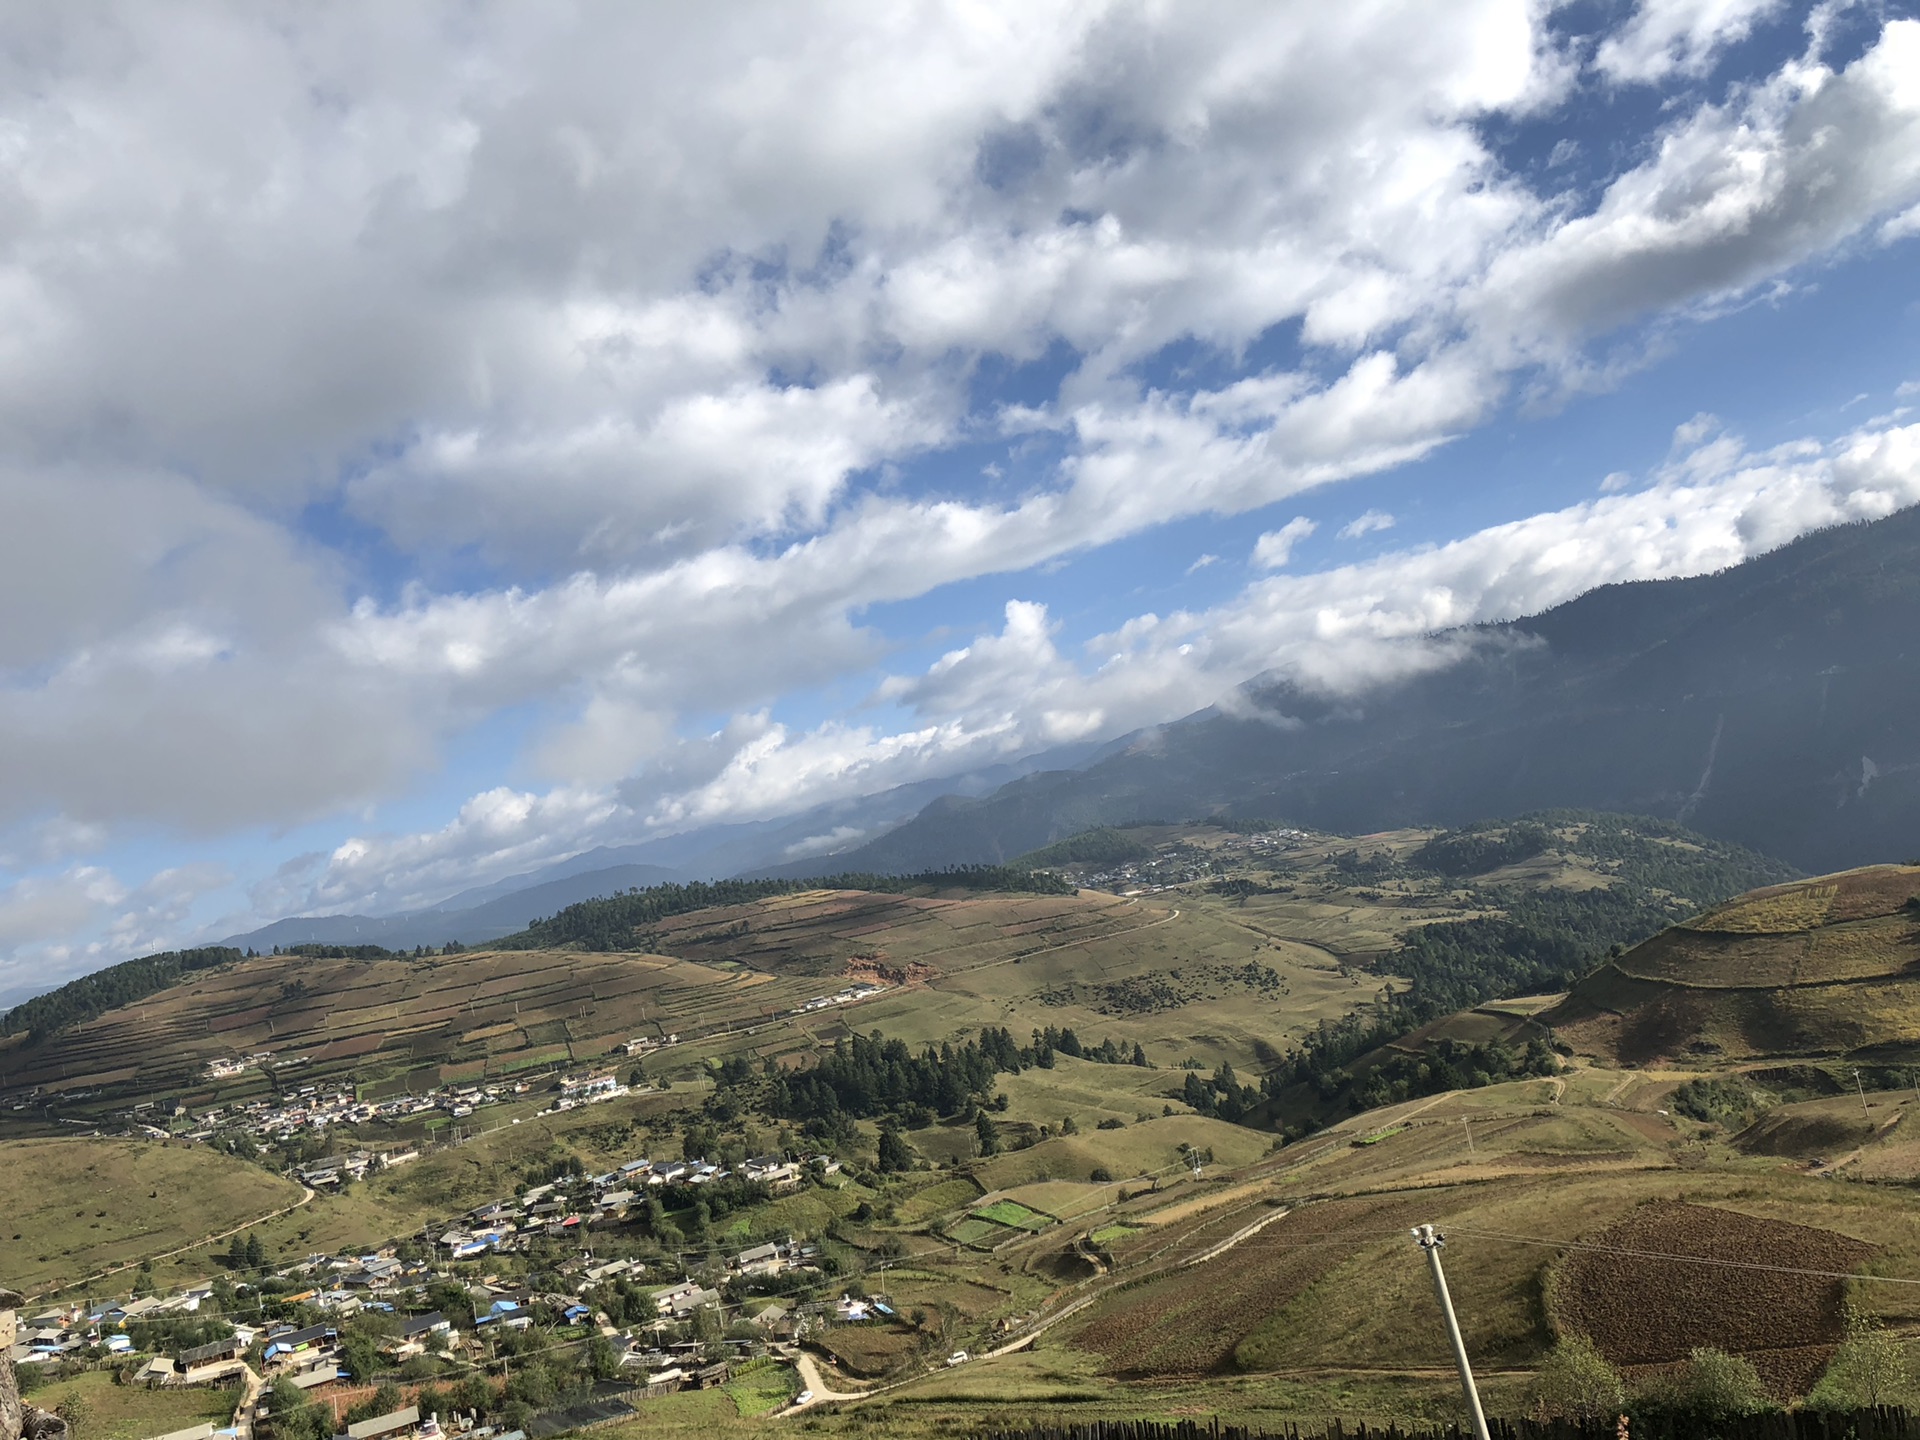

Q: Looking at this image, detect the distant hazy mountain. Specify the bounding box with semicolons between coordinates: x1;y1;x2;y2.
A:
220;862;688;952
790;506;1920;878
218;740;1111;951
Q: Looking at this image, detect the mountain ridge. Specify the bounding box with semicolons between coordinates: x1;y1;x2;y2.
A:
784;506;1920;878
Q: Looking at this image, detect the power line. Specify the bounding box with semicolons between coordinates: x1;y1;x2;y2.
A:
1436;1224;1920;1287
1206;1222;1920;1289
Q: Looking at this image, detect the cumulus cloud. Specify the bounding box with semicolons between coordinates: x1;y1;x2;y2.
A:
1253;518;1318;570
272;413;1920;923
1338;509;1396;539
8;3;1920;978
1595;0;1786;85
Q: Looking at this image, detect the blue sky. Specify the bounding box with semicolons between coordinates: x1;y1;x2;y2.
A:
4;0;1920;1007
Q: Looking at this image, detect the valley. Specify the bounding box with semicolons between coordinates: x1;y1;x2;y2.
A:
4;822;1920;1440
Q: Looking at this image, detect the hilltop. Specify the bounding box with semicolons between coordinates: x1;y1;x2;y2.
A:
1543;863;1920;1066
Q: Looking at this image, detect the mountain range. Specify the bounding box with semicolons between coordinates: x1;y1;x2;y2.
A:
228;504;1920;952
782;505;1920;879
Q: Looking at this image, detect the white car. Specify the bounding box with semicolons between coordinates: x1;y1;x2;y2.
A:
792;1390;814;1407
946;1350;970;1367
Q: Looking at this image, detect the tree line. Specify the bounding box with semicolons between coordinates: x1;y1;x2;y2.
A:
725;1024;1146;1132
0;946;242;1040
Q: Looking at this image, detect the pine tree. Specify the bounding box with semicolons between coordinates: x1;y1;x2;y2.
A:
974;1110;1000;1157
877;1125;913;1172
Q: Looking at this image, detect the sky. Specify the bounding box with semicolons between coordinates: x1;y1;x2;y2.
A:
4;0;1920;1007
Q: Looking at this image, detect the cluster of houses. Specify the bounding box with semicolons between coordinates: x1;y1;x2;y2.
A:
540;1073;630;1114
160;1079;529;1150
434;1153;813;1259
620;1034;679;1057
294;1149;420;1189
203;1051;279;1080
794;981;885;1015
11;1215;896;1431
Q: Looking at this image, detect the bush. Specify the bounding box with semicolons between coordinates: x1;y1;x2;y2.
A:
1090;1167;1114;1182
1810;1304;1912;1409
1674;1347;1770;1418
1529;1334;1625;1421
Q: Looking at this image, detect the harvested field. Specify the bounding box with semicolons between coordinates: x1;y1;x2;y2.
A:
815;1323;920;1377
1733;1099;1879;1159
1071;1195;1427;1377
1550;1200;1872;1398
896;1177;982;1224
949;1217;1012;1247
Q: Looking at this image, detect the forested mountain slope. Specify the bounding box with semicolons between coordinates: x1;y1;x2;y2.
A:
798;506;1920;877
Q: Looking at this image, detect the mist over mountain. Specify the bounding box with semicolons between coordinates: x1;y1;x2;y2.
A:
781;506;1920;878
216;742;1110;954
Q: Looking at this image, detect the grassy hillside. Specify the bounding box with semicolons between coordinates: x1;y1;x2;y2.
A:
1543;863;1920;1064
0;1136;305;1295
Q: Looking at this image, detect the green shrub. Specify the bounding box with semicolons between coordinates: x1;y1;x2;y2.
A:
1529;1334;1625;1421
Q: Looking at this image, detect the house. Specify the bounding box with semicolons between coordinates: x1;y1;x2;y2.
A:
344;1405;420;1440
382;1311;451;1358
263;1324;338;1369
580;1259;640;1286
176;1335;245;1378
746;1302;791;1333
651;1281;719;1318
401;1311;451;1341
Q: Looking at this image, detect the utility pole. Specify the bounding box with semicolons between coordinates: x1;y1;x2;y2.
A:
1413;1225;1491;1440
1854;1068;1871;1123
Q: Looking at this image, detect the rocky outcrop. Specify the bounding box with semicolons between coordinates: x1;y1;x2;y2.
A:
1;1288;70;1440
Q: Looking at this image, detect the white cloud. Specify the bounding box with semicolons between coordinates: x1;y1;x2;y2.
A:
1595;0;1785;85
9;5;1920;978
1338;509;1396;539
1187;553;1219;573
1252;518;1318;570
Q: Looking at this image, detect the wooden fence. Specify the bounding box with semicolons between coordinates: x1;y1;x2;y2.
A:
983;1409;1920;1440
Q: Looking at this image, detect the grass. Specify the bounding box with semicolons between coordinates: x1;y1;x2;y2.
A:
1088;1222;1140;1245
30;1369;239;1440
973;1199;1052;1230
722;1358;798;1416
0;1136;306;1294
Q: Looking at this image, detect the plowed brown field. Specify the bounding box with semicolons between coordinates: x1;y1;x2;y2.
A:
1552;1200;1872;1398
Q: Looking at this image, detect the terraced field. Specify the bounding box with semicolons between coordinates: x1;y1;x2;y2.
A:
1544;864;1920;1064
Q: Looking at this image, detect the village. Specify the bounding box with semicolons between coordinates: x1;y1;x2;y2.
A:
5;1135;890;1440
